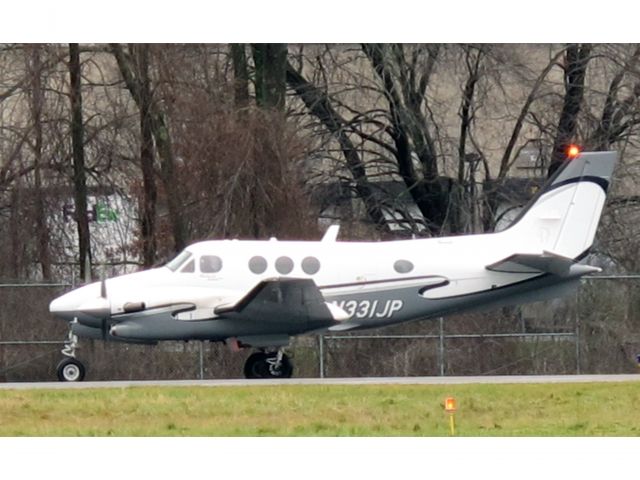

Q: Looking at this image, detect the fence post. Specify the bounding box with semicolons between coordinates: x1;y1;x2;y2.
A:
318;335;325;378
438;317;445;376
575;287;581;375
199;341;204;380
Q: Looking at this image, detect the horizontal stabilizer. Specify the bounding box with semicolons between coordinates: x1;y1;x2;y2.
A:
486;251;601;278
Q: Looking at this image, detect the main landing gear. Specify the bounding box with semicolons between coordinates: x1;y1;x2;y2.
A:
56;323;86;382
243;350;293;379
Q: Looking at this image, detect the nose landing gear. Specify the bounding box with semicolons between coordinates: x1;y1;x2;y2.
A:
57;322;86;382
57;357;85;382
243;350;293;379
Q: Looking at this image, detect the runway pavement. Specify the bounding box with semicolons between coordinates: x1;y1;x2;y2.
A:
1;374;639;389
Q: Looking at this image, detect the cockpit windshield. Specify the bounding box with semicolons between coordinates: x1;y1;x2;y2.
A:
165;250;193;272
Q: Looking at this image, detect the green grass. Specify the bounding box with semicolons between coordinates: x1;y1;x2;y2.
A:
0;382;639;436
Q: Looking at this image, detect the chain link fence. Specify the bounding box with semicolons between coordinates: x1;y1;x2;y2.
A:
0;276;638;382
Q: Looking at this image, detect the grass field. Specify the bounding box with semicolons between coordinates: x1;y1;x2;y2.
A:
0;382;639;436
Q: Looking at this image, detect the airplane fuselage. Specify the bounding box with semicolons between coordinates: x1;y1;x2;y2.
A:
51;229;579;343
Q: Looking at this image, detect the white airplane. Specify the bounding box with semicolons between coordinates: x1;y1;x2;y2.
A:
50;150;617;381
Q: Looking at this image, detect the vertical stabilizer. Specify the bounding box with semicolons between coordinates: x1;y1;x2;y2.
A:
504;151;617;259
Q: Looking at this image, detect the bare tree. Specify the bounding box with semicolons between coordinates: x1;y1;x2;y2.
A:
26;45;51;280
549;44;592;176
110;43;187;255
231;44;250;109
591;46;640;150
286;61;391;231
69;43;92;281
134;44;158;268
252;43;288;110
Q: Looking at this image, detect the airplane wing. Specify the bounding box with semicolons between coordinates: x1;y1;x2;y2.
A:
486;251;601;278
214;278;348;326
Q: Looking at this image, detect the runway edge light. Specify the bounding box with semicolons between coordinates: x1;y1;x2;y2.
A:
445;396;457;413
444;396;457;436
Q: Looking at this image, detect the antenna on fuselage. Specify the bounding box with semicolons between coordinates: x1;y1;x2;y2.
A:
100;266;107;299
84;255;92;284
322;224;340;242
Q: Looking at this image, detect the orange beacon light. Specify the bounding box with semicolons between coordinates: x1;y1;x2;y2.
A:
567;144;581;159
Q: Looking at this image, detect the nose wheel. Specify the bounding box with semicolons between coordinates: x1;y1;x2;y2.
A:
57;321;86;382
56;357;86;382
244;350;293;379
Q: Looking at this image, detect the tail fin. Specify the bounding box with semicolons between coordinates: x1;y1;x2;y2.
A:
504;151;617;259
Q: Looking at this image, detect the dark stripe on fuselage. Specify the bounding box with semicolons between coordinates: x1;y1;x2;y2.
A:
319;275;448;290
418;280;450;295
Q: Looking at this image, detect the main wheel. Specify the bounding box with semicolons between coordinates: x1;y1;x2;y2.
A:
244;352;269;379
56;358;86;382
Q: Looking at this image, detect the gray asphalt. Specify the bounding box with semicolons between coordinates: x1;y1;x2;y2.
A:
1;374;639;389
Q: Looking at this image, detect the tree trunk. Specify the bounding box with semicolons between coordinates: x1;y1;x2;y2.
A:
28;45;51;280
68;43;92;281
134;44;158;267
151;110;187;252
593;46;640;150
548;44;592;177
362;44;452;234
252;44;288;110
231;44;250;109
110;43;187;254
285;62;390;231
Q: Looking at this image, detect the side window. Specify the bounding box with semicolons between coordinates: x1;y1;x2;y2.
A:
180;259;195;273
275;256;294;275
200;255;223;273
394;259;414;274
248;256;268;274
301;256;321;275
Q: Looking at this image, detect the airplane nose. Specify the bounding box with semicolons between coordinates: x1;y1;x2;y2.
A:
49;292;78;320
49;283;111;326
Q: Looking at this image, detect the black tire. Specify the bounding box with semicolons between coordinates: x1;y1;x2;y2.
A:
56;358;86;382
243;352;268;379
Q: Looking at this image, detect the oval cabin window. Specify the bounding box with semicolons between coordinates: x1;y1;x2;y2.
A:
301;256;321;275
394;259;414;274
248;256;268;274
275;256;294;275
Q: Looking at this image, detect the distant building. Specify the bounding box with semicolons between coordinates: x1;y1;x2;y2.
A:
48;186;138;281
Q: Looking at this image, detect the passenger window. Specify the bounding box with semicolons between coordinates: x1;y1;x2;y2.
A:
275;256;294;275
249;256;267;274
394;259;414;274
301;256;320;275
200;255;223;273
180;259;195;273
